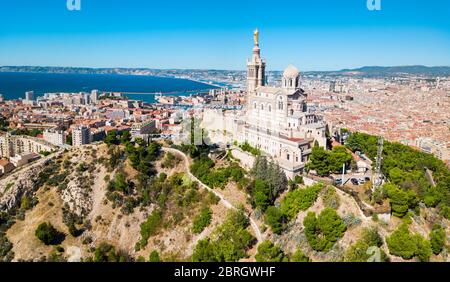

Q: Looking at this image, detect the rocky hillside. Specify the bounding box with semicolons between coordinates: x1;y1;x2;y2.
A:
1;139;449;262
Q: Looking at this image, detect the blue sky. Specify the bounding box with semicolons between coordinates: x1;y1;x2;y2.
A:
0;0;449;71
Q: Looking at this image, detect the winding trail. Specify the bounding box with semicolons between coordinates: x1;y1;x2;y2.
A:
162;147;263;243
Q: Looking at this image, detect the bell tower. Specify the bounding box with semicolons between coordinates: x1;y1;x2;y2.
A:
247;29;266;95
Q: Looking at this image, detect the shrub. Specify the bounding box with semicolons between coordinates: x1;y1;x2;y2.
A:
0;234;13;262
192;209;254;262
35;222;63;245
322;186;340;209
385;184;418;218
264;206;285;234
303;208;346;252
280;183;322;220
149;250;161;262
89;242;128;262
192;207;212;234
140;210;163;245
255;240;287;262
290;248;310;262
429;224;446;255
386;224;432;261
344;228;387;262
253;179;271;211
239;142;260;156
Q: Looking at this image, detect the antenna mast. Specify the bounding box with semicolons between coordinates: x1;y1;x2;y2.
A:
373;136;384;189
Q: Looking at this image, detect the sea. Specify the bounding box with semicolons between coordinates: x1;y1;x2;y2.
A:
0;72;217;103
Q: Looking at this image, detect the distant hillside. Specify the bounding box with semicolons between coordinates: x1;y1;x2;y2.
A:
307;65;450;77
2;65;450;77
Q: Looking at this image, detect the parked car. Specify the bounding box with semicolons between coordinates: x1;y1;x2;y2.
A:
365;176;371;182
351;178;359;185
358;178;366;185
335;178;342;185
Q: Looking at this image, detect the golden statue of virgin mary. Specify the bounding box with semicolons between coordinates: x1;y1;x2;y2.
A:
254;29;259;45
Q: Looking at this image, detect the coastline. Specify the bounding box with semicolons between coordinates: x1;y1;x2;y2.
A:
0;71;218;102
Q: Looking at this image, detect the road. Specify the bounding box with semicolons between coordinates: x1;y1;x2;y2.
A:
162;147;263;243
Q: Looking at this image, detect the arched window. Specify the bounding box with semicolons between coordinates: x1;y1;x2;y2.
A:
278;101;283;110
260;104;264;111
268;105;272;112
253;102;257;109
290;109;294;116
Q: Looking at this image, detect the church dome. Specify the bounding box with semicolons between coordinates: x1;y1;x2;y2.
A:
283;64;299;78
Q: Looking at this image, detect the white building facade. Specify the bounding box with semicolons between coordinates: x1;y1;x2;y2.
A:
43;128;66;146
72;126;91;146
203;30;327;178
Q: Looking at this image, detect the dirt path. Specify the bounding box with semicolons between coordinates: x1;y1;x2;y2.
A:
162;147;263;243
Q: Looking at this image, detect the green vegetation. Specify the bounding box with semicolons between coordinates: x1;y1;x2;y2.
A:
35;222;64;245
322;186;340;209
85;242;128;262
190;156;246;189
345;131;450;219
192;207;212;234
139;210;163;247
105;141;162;214
264;206;285;235
386;223;432;261
125;141;160;176
303;208;347;252
384;183;419;217
120;131;131;144
192;208;255;262
291;248;310;262
255;240;288;262
149;250;161;262
429;224;446;255
161;152;181;169
133;172;217;249
249;156;288;211
288;175;304;189
306;145;352;176
66;132;72;145
344;228;388;262
0;234;13;262
252;179;271;211
0;212;14;262
104;130;119;146
280;183;323;220
0;117;9;131
239;142;261;156
10;128;42;137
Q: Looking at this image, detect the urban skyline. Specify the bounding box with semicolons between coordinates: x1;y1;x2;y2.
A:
1;0;450;70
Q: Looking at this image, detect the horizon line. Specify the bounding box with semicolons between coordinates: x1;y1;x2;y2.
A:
2;64;450;74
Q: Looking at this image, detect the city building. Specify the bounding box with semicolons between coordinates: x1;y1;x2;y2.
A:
25;91;34;101
203;30;327;178
0;159;15;175
90;90;99;104
0;134;55;158
10;152;40;167
131;119;156;139
43;128;66;146
72;126;91;146
84;92;91;105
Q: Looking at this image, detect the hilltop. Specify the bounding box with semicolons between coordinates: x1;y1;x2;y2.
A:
0;131;449;262
2;65;450;78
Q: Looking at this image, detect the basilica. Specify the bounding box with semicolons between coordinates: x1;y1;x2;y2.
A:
203;30;327;178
